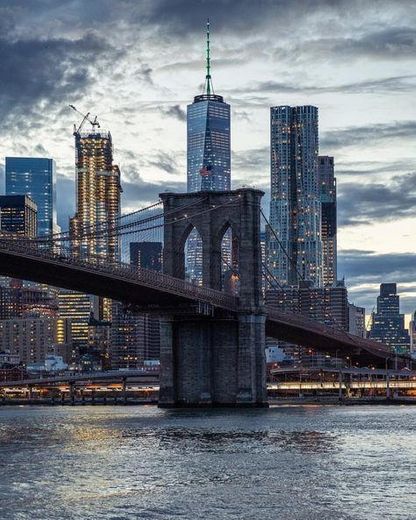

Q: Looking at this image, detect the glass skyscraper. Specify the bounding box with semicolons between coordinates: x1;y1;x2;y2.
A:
318;156;337;287
187;96;231;193
186;21;231;283
369;283;410;355
267;105;322;287
5;157;57;238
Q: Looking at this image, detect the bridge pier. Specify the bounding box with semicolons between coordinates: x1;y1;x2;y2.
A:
158;311;267;408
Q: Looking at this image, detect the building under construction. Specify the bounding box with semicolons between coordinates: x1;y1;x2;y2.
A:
69;107;122;262
69;107;122;323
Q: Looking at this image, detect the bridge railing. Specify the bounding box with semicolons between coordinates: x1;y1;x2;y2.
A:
0;236;238;311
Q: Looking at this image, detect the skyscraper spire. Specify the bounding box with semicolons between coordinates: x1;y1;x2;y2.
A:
204;18;214;96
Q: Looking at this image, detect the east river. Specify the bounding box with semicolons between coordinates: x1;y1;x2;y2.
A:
0;406;415;520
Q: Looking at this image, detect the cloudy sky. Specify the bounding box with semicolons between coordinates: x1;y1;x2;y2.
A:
0;0;415;315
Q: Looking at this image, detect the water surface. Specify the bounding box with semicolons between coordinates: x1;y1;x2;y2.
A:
0;405;415;519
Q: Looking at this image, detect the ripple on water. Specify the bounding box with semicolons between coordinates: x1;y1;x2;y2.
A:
0;405;414;520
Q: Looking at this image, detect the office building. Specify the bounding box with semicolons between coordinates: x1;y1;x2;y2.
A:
0;195;37;238
348;303;366;338
267;105;322;287
318;156;337;286
110;303;160;369
5;157;56;238
57;290;93;359
0;280;57;319
0;317;72;365
186;21;231;283
369;283;410;354
130;242;162;271
87;314;111;370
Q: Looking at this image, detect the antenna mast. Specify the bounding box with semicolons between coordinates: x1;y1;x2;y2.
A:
204;19;214;96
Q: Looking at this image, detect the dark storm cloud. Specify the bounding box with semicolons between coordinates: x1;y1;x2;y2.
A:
321;121;416;150
162;104;186;121
316;27;416;60
339;250;416;282
234;75;416;97
338;250;416;312
0;32;114;126
148;152;178;175
338;172;416;227
336;160;416;177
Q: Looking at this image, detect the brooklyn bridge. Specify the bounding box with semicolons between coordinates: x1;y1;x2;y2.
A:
0;188;406;407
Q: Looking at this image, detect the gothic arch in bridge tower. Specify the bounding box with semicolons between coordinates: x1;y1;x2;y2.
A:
216;220;240;295
158;188;268;408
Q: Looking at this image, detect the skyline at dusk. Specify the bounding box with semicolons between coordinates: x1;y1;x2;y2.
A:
0;0;415;313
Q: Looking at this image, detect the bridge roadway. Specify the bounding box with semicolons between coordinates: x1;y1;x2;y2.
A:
0;237;406;367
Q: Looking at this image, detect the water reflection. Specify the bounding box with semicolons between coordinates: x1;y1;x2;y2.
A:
121;427;338;454
0;405;414;520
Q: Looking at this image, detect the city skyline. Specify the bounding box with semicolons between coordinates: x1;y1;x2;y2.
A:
0;1;415;313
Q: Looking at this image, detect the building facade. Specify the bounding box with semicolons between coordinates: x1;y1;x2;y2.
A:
0;317;72;365
57;290;93;360
110;303;160;369
5;157;57;238
348;303;366;338
0;195;37;238
267;105;322;287
70;129;122;260
318;156;337;287
0;280;57;319
369;283;410;354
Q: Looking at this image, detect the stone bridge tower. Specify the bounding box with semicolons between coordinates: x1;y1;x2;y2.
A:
158;188;267;407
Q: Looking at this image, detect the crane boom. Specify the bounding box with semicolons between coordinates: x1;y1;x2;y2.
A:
69;105;101;135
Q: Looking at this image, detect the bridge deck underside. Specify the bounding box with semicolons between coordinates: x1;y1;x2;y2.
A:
0;248;398;366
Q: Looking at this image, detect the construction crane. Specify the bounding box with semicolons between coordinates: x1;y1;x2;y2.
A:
69;104;100;135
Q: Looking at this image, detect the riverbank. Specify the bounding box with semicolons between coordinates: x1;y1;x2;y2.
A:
2;396;416;406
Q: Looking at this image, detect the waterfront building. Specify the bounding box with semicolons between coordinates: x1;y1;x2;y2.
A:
0;195;37;238
5;157;57;238
0;317;72;366
369;283;410;354
186;21;231;283
130;242;162;271
348;303;366;338
267;105;322;287
318;156;337;286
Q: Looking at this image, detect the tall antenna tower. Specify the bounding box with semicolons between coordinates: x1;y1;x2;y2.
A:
204;19;214;96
